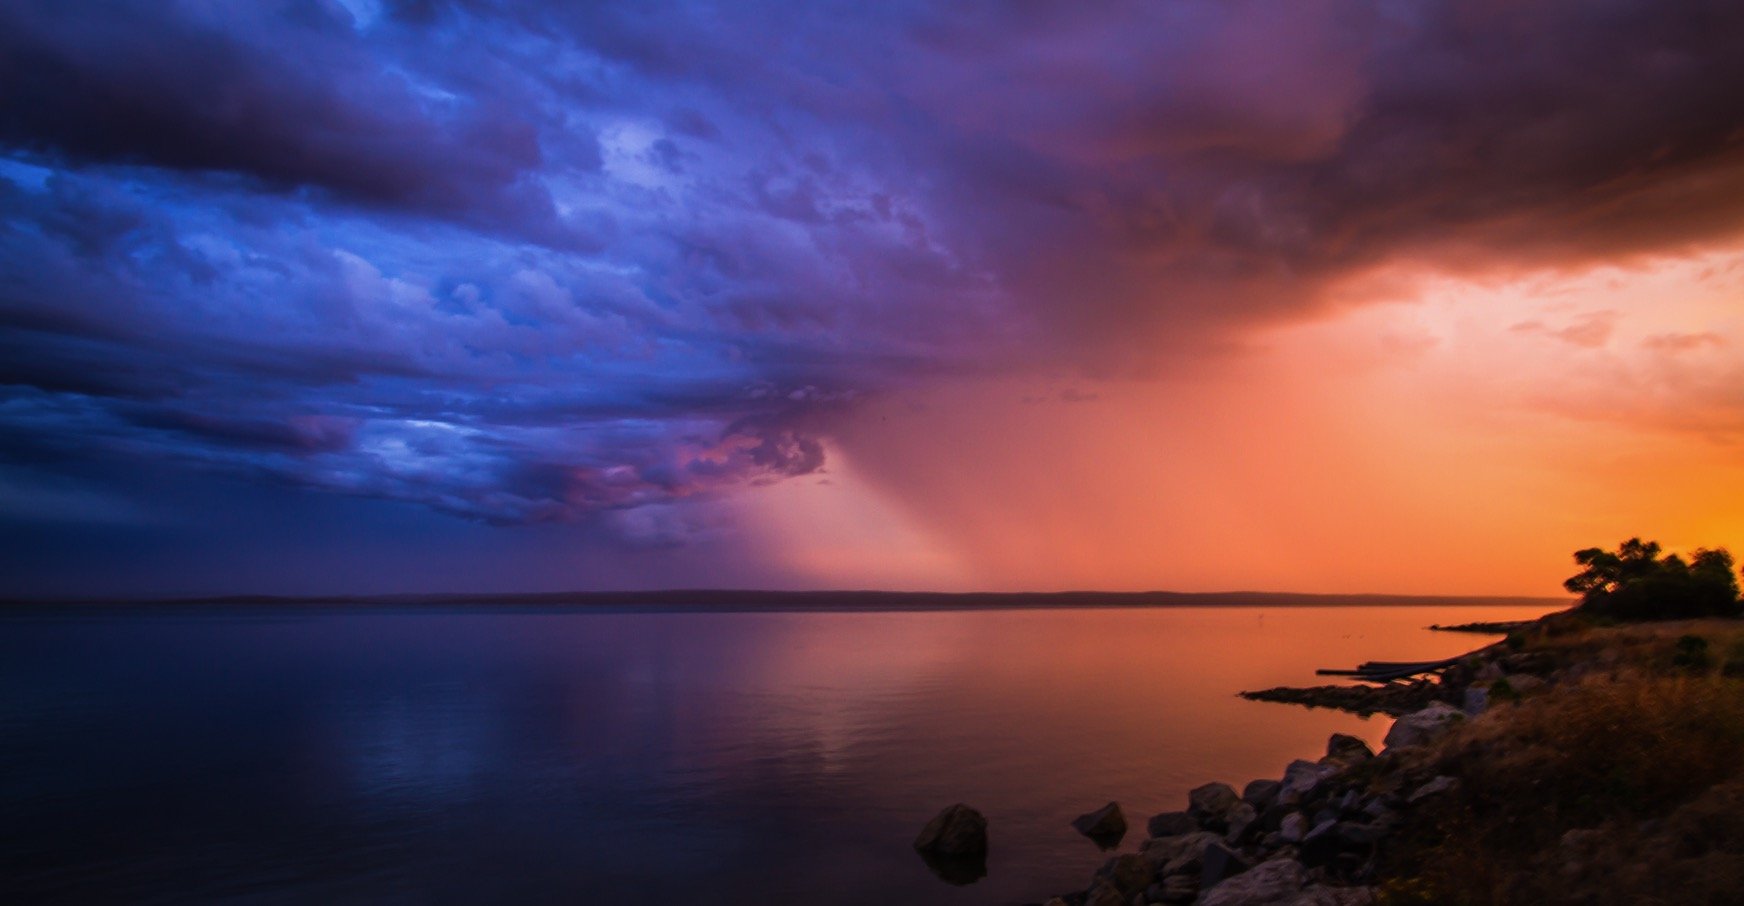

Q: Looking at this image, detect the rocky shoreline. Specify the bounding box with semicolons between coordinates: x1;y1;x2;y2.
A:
913;603;1744;904
917;613;1612;905
1021;630;1566;904
1018;705;1471;906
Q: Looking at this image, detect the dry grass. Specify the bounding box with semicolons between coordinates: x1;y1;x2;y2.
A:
1376;618;1744;906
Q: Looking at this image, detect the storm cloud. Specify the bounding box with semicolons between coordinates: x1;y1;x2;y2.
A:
4;0;1743;540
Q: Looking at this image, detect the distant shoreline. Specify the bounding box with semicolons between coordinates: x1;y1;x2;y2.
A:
0;589;1571;613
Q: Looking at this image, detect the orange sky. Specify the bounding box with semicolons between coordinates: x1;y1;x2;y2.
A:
746;244;1744;596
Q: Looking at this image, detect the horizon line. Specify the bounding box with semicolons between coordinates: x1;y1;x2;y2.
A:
0;587;1575;610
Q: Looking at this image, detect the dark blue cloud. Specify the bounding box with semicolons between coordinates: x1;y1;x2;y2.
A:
3;0;1743;572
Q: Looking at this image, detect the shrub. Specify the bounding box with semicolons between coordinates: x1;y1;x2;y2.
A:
1564;539;1741;621
1676;634;1713;670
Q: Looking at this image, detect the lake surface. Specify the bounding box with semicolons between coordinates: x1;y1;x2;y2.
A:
0;602;1557;904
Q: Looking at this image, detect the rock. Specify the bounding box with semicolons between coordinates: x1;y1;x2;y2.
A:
913;803;988;857
1360;798;1397;824
1096;851;1152;897
1382;702;1463;751
1293;886;1376;905
1224;802;1259;844
1198;857;1308;906
1156;872;1199;904
1300;818;1341;862
1407;775;1460;804
1239;680;1443;718
1159;832;1228;878
1462;685;1490;715
1505;673;1546;695
1200;840;1253;889
1324;734;1374;765
1281;759;1340;804
1335;821;1387;847
1072;801;1127;846
1189;782;1241;827
1082;878;1126;906
1148;810;1198;838
1142;831;1222;874
1244;778;1283;812
1279;812;1309;843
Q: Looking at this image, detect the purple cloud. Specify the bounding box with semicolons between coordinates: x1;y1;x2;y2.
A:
3;0;1743;546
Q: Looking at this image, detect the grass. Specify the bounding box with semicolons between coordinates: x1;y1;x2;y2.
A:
1375;617;1744;906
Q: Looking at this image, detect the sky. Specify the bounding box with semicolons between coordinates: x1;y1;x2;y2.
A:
3;0;1743;598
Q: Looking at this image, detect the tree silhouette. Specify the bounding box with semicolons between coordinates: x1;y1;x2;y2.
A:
1565;538;1741;620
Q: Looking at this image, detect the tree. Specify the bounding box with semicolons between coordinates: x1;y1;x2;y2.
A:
1564;538;1741;620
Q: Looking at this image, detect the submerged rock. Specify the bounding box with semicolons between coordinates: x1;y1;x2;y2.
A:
1239;681;1441;717
1072;801;1127;846
914;803;988;857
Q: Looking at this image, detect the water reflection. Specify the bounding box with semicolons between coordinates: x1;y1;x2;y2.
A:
919;849;989;885
0;603;1556;904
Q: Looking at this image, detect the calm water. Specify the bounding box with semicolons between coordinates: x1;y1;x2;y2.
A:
0;603;1556;904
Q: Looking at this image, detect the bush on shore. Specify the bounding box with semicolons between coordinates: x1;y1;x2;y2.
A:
1564;538;1741;621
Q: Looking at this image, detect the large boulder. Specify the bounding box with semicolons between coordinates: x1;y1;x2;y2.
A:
1148;810;1198;838
1142;830;1222;875
1200;840;1253;889
1072;801;1127;845
1198;857;1308;906
1382;702;1463;751
1324;734;1374;766
913;803;988;857
1096;852;1153;897
1189;781;1241;827
1083;879;1126;906
1224;802;1260;844
1281;759;1340;804
1243;778;1283;812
